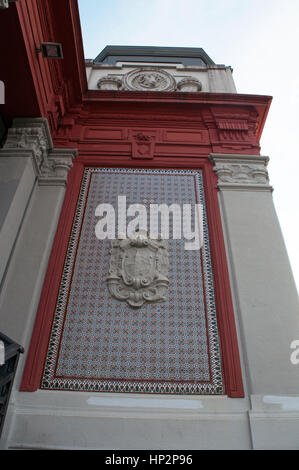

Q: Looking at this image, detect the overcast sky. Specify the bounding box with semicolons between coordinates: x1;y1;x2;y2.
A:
78;0;299;293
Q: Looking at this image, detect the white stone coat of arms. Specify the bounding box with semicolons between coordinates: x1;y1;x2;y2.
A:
107;230;169;308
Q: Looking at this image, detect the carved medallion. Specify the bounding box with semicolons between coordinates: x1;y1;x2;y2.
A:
107;230;169;308
123;68;176;92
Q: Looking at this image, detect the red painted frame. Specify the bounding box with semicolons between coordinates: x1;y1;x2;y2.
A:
20;153;244;397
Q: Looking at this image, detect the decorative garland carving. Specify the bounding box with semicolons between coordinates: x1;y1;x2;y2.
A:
215;163;269;184
210;154;272;191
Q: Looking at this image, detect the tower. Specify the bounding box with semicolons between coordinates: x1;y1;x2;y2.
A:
0;1;298;450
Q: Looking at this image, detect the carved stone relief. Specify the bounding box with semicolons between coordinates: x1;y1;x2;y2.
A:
214;163;269;184
4;125;49;170
97;76;122;90
95;67;204;93
122;68;176;92
210;154;272;191
38;149;76;185
107;230;169;308
2;118;76;185
177;77;202;92
131;132;156;159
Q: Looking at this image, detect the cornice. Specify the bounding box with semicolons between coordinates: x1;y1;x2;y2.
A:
70;91;271;146
84;90;271;106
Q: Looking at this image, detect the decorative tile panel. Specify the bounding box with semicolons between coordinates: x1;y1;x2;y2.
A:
41;168;224;394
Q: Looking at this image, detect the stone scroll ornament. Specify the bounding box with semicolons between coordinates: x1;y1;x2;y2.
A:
107;230;169;308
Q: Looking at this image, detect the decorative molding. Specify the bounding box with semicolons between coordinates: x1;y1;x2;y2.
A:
107;230;169;308
123;68;176;92
3;118;53;173
96;69;202;93
97;76;122;91
216;119;250;144
216;118;249;131
215;163;269;184
210;154;273;191
177;78;202;92
201;109;262;154
39;148;77;186
131;131;156;159
2;118;76;185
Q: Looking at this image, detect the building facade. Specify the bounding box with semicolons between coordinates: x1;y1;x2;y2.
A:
0;0;298;450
